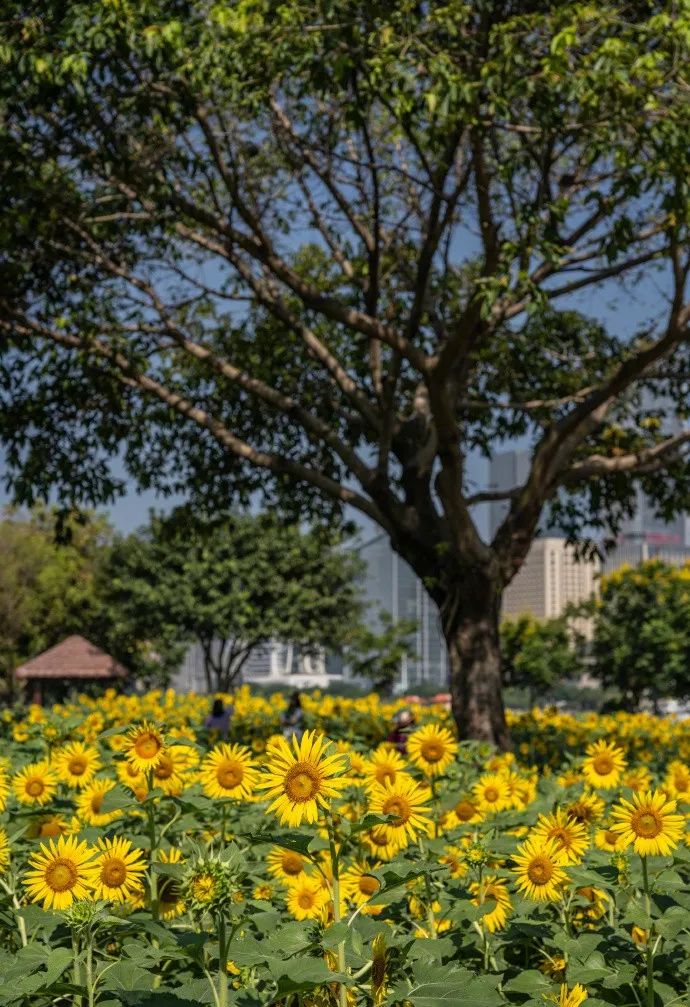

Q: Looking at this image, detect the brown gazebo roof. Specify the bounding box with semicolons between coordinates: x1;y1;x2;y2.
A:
15;635;128;680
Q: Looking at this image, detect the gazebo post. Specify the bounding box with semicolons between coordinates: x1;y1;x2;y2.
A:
31;680;42;705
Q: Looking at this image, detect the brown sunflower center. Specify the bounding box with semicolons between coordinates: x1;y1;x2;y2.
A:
298;892;315;909
39;819;65;838
604;830;618;846
217;761;244;789
455;800;477;821
631;809;662;838
483;786;499;803
420;741;443;763
154;755;174;780
282;852;303;875
376;766;396;785
284;763;320;803
46;858;78;892
90;793;103;813
550;827;571;848
26;779;45;797
368;829;389;848
359;875;380;896
68;757;88;776
527;856;554;886
134;732;162;760
592;754;614;775
382;795;411;826
101;858;127;888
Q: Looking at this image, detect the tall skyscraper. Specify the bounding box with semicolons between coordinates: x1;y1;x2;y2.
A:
488;449;531;540
357;534;448;690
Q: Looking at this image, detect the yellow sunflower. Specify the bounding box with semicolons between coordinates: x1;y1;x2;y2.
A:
594;825;625;853
0;769;9;811
512;837;568;902
285;876;329;921
123;722;165;773
151;745;197;797
266;846;309;884
84;837;147;903
472;773;512;814
53;741;102;790
361;824;402;861
622;766;653;793
581;740;627;790
0;828;10;873
552;983;587;1007
610;789;685;856
341;862;383;914
567;792;605;826
664;760;690;801
364;747;410;790
76;779;121;827
13;762;58;807
451;796;483;825
406;723;458;777
116;759;149;801
27;814;70;840
24;835;94;910
259;731;349;827
368;775;433;847
439;844;469;880
532;809;589;865
469;875;512;932
200;743;258;801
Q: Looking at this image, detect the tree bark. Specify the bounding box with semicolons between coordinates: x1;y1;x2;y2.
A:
440;580;510;751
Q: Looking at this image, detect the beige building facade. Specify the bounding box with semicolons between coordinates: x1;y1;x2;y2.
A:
501;537;600;621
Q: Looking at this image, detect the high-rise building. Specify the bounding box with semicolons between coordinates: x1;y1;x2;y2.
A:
501;537;599;625
488;449;531;540
356;534;448;691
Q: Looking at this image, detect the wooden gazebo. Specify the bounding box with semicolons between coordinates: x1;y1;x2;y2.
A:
15;635;128;703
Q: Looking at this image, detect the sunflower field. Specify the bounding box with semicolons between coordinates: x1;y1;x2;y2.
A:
1;689;690;1007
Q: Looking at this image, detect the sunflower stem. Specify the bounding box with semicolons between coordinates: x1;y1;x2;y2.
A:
217;914;228;1007
418;838;437;938
71;932;82;1007
85;936;95;1007
641;855;654;1007
327;813;347;1007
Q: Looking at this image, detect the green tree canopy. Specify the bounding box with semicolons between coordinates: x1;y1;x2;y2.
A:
0;507;109;692
3;3;690;742
587;560;690;711
98;510;379;693
500;613;582;706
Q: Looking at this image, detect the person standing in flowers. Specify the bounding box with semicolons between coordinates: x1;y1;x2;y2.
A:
387;709;415;754
280;691;304;742
204;697;233;742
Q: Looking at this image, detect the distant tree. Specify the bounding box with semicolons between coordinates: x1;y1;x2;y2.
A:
586;561;690;712
343;613;418;695
0;507;109;695
500;614;582;707
99;510;370;694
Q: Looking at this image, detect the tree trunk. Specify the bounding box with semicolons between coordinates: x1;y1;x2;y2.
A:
441;581;510;750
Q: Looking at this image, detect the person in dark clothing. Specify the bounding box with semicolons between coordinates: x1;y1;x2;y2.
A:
204;697;233;740
387;709;415;754
280;691;304;741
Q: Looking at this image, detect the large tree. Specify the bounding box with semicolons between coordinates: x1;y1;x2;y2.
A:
2;3;690;744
